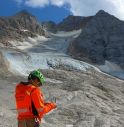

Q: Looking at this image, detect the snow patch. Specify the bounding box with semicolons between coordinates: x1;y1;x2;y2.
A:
98;60;124;79
20;29;29;32
50;29;82;37
8;35;49;50
66;125;74;127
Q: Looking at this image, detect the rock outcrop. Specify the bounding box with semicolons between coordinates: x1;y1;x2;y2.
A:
57;15;93;31
68;10;124;69
42;21;57;33
0;10;45;46
42;15;93;32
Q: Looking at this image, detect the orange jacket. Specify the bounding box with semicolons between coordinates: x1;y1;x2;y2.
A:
15;82;56;121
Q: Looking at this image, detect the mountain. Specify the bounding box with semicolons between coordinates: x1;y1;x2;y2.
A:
0;10;45;47
57;15;93;31
1;10;124;127
42;15;93;32
68;10;124;69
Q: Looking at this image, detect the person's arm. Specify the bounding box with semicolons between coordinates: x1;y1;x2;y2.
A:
31;88;56;119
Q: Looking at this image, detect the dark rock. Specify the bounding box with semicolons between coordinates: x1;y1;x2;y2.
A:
57;15;93;31
68;10;124;68
42;21;57;33
42;15;93;32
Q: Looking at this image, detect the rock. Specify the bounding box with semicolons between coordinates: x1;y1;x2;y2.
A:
42;21;57;33
0;10;45;47
1;64;124;127
68;10;124;69
57;15;93;31
42;15;93;32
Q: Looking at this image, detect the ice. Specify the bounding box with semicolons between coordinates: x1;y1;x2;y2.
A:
4;51;100;75
49;29;82;37
2;29;124;79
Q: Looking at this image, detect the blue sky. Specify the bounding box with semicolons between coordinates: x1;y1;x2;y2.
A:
0;0;71;23
0;0;124;23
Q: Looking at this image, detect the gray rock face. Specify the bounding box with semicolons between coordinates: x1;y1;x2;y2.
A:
68;10;124;68
0;10;45;46
57;15;93;31
43;15;93;32
42;21;57;33
13;10;44;34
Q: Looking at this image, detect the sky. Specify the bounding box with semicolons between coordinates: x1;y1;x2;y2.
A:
0;0;124;23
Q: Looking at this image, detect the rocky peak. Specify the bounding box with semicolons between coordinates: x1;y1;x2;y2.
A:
13;10;38;25
68;10;124;70
0;10;45;47
57;15;93;31
93;10;119;23
41;15;93;32
42;21;57;32
60;15;84;23
96;10;109;16
14;10;34;18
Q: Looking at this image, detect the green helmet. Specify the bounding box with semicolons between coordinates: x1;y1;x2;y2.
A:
28;70;45;84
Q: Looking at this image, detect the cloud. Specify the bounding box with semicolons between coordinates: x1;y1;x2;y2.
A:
15;0;124;20
66;0;124;20
25;0;49;7
50;0;67;7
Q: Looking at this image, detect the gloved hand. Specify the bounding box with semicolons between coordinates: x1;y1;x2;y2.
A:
45;96;57;109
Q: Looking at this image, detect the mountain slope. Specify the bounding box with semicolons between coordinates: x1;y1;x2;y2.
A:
68;10;124;70
0;10;45;47
1;68;124;127
42;15;93;32
57;15;93;31
0;10;124;127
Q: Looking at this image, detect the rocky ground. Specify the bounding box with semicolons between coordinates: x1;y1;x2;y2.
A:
1;10;124;127
0;68;124;127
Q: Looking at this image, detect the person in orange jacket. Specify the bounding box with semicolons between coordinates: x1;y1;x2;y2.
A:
15;70;57;127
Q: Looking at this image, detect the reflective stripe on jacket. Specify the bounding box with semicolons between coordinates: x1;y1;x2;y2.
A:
15;83;56;121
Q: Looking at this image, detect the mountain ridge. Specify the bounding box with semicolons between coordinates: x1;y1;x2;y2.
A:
68;10;124;71
0;10;45;47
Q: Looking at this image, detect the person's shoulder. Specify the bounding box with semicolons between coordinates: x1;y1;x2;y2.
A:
16;82;30;89
15;82;24;92
31;87;41;94
16;82;23;87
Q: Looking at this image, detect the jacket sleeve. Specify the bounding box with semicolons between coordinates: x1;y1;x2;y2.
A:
31;88;56;119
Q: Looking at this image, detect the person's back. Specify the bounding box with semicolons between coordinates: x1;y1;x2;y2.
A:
15;82;37;120
15;70;57;127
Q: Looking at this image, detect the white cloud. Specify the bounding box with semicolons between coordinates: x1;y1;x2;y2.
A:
107;0;124;19
15;0;124;20
25;0;49;7
66;0;124;20
50;0;67;7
